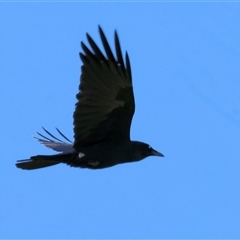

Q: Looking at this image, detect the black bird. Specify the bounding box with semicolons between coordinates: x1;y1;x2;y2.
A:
16;26;164;170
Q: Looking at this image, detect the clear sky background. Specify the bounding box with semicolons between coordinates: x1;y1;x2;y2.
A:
1;2;240;239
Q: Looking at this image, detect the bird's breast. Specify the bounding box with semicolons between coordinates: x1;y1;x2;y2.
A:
74;142;130;169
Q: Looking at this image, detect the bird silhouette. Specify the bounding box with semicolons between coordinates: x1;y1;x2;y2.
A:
16;26;164;170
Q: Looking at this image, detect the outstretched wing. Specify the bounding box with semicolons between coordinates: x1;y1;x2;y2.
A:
34;127;74;153
73;26;135;149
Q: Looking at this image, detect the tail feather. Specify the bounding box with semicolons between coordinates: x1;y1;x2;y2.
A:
16;153;73;170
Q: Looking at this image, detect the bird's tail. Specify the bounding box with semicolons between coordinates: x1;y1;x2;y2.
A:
16;153;74;170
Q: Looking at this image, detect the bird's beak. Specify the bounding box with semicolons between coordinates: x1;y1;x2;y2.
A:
151;148;164;157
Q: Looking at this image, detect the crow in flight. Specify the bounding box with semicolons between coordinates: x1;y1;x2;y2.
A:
16;26;164;170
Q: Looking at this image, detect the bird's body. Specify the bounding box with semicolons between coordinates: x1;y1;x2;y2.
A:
18;139;161;170
16;26;164;170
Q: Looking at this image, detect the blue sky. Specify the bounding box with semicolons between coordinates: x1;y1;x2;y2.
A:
1;2;240;239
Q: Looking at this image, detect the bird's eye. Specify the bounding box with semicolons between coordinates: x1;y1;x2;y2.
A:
148;145;152;150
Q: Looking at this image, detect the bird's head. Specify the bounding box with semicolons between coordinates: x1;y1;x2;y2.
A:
131;141;164;161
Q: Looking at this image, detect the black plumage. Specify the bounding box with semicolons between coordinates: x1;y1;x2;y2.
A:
16;26;164;170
